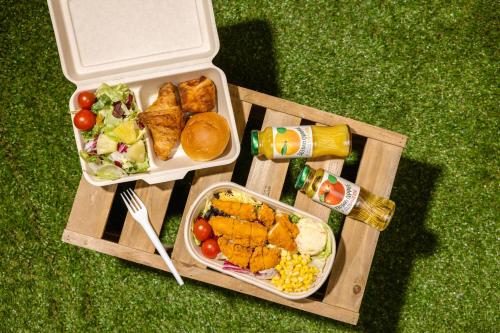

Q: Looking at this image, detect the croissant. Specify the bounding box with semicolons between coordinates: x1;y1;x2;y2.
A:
178;76;216;113
139;83;183;160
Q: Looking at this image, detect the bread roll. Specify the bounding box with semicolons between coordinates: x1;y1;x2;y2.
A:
181;112;230;161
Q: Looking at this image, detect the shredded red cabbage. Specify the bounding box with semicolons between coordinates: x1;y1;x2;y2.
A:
137;120;145;130
84;139;98;153
112;101;124;118
221;261;277;280
222;261;252;275
117;142;128;153
125;93;133;109
114;160;122;168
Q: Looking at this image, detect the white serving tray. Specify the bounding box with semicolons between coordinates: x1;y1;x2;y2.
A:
184;182;336;300
48;0;240;186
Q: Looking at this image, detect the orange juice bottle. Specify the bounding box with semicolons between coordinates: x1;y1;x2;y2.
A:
250;125;351;159
295;165;395;231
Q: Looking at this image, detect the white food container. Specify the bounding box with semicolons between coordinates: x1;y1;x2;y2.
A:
184;182;336;300
48;0;240;186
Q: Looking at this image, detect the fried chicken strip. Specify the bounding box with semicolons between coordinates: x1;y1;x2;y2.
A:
277;214;299;238
218;237;252;269
249;246;281;273
257;203;275;228
268;215;298;252
211;198;257;220
209;216;267;247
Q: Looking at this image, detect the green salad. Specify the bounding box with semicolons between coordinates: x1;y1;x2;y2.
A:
79;83;149;180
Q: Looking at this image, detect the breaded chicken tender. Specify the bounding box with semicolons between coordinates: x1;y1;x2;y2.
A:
211;198;257;220
268;215;298;252
257;204;275;228
249;246;281;273
209;216;267;247
218;237;252;269
277;214;299;238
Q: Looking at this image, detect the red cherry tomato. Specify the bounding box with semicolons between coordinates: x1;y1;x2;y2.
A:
201;239;220;259
77;91;96;109
73;109;96;131
193;217;212;242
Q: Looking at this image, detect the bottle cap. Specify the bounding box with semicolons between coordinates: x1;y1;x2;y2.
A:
250;130;259;156
294;165;311;190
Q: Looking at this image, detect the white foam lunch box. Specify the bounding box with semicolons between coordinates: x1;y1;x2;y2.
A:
48;0;240;186
184;182;336;300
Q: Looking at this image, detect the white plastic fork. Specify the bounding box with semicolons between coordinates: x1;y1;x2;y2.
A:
121;188;184;286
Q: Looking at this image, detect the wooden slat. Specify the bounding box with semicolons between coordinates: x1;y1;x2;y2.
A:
66;177;117;238
293;158;344;221
245;110;301;198
171;98;252;264
62;228;359;324
233;86;407;148
118;180;174;252
323;139;403;311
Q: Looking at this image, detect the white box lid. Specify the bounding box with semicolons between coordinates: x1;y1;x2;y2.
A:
48;0;219;84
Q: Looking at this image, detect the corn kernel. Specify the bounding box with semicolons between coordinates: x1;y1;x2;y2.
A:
271;252;320;293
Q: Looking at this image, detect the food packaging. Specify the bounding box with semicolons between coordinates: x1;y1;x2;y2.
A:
48;0;240;186
184;182;336;300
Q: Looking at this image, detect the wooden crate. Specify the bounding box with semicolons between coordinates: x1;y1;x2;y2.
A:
62;85;407;325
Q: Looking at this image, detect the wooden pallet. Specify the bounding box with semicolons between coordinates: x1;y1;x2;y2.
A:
62;85;407;325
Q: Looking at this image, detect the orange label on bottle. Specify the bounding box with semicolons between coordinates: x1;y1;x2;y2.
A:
272;126;313;158
312;172;360;215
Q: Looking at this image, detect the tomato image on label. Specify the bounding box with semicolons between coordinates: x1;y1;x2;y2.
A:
275;127;301;156
318;174;345;206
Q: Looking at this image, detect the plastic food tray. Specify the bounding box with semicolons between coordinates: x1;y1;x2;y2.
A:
48;0;240;186
183;182;336;300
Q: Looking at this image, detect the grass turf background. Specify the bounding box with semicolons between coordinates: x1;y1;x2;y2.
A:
0;0;498;332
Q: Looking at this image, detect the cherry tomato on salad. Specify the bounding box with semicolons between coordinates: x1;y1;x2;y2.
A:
201;238;220;259
73;109;96;131
193;217;212;242
77;91;96;109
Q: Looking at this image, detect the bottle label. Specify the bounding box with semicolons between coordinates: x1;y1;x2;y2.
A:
312;172;360;215
272;126;313;158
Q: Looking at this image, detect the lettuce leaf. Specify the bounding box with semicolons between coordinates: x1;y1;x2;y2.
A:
314;225;332;259
95;165;126;180
95;83;130;103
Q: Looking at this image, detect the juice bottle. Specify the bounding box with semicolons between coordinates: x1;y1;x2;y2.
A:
250;125;351;159
294;165;395;231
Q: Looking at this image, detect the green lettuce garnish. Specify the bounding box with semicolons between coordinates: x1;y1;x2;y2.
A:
315;225;332;259
95;165;126;180
95;83;130;104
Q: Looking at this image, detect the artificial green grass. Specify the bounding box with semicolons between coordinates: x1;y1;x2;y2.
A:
0;0;498;332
